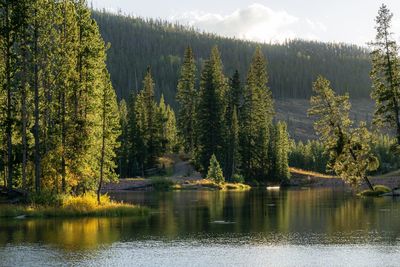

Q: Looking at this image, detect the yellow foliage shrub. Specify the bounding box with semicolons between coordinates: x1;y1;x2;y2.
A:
62;193;110;212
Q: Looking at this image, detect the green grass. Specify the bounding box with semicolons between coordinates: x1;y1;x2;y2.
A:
0;194;150;219
289;167;335;178
358;185;391;197
223;183;251;190
173;179;251;191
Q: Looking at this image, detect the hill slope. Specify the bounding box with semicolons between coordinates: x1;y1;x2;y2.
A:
92;11;372;107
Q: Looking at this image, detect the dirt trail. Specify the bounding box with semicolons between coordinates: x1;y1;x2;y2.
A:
170;155;201;182
290;168;400;189
103;155;202;191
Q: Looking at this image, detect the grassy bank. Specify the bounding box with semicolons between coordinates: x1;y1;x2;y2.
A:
0;194;149;219
172;179;251;191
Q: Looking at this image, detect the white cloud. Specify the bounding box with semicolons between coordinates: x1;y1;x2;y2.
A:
392;17;400;41
171;3;327;43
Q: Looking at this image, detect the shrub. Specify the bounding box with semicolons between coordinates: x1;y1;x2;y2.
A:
62;193;110;212
223;183;251;190
359;185;391;197
232;174;245;183
28;190;63;206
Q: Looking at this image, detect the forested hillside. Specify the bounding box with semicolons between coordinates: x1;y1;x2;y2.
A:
92;10;372;106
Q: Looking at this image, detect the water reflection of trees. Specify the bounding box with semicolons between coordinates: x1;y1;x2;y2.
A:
2;189;400;250
143;189;400;242
0;217;144;250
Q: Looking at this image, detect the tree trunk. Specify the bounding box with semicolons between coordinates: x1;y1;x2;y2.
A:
5;2;13;192
2;150;7;189
97;86;107;205
364;176;374;191
61;1;67;193
383;28;400;147
348;148;374;191
33;8;41;193
21;76;27;190
61;90;66;192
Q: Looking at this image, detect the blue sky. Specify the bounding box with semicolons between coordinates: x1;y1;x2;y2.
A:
90;0;400;46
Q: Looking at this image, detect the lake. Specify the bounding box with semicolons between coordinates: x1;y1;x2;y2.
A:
1;188;400;266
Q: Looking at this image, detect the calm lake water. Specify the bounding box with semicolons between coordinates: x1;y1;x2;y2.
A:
2;188;400;266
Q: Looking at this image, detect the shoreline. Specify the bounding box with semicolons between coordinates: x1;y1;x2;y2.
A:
102;168;400;193
0;194;150;219
289;168;400;190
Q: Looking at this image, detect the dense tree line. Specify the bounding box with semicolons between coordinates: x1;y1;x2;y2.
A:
117;68;178;178
289;140;328;174
92;10;372;107
371;134;400;174
3;2;398;197
289;135;400;175
176;46;290;184
0;0;120;201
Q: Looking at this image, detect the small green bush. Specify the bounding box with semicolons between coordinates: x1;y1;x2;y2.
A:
373;185;391;192
359;185;391;197
232;174;245;183
28;190;63;206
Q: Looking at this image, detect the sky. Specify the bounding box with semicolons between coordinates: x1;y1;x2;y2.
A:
90;0;400;46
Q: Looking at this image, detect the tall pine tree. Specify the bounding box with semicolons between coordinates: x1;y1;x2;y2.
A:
195;46;227;174
240;47;274;182
131;68;165;175
370;4;400;150
97;71;120;204
176;46;197;153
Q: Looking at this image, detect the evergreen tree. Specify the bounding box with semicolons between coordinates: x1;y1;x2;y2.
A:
225;106;240;180
176;46;197;153
118;99;129;178
166;106;179;153
195;46;227;174
97;71;120;204
206;154;224;184
228;70;243;113
273;121;290;181
370;4;400;150
160;97;179;154
223;71;243;179
127;92;145;176
132;68;164;175
67;0;113;193
55;0;79;193
0;0;20;190
158;94;168;152
308;76;378;189
14;0;31;191
240;47;274;182
0;0;121;195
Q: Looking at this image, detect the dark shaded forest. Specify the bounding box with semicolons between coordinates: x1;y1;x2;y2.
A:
92;11;372;107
